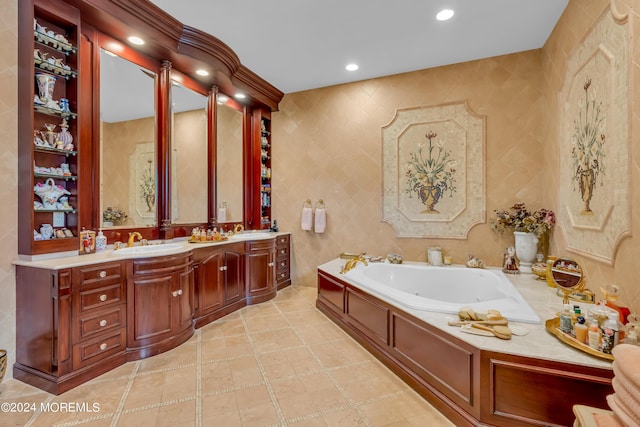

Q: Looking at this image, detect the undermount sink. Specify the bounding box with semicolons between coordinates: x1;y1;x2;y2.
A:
229;232;274;240
111;242;185;256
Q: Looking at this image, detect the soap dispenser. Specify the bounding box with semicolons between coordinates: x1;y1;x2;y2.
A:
96;228;107;252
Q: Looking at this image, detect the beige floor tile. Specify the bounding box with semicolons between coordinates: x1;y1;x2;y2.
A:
240;302;281;318
295;323;349;345
358;390;454;426
238;402;281;427
331;360;408;403
243;312;289;334
249;327;304;353
138;341;198;372
258;346;323;381
270;372;348;420
116;407;160;427
201;356;263;393
155;400;196;427
309;338;374;369
281;308;335;325
199;317;246;340
200;334;253;361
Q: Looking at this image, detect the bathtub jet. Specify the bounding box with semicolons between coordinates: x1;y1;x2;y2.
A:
344;262;541;324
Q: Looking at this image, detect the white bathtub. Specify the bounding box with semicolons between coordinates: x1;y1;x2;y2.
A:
344;262;541;324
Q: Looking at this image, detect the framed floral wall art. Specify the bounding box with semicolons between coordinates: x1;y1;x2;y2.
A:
557;6;630;264
382;102;486;238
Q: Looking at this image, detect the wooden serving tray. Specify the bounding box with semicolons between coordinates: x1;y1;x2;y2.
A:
188;237;228;243
545;318;614;361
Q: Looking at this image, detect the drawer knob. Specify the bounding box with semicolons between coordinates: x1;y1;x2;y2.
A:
99;343;107;351
99;319;107;327
280;249;285;254
99;294;107;302
177;289;183;296
219;266;227;271
268;262;275;267
99;270;107;278
280;262;286;267
172;290;178;297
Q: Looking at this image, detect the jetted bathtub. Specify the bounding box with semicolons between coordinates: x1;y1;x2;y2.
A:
344;262;541;323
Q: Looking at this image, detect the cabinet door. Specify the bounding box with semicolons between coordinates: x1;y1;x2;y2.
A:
223;250;244;304
197;251;223;316
128;274;174;348
176;268;194;333
246;248;276;303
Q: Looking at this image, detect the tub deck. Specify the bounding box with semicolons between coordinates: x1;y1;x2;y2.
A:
317;258;612;427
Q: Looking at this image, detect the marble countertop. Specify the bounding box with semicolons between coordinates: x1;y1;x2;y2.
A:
15;231;291;269
318;258;613;370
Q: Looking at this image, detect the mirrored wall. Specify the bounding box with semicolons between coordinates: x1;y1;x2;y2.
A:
99;48;157;228
216;96;243;224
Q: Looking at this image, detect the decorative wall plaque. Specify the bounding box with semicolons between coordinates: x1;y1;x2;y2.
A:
382;102;486;238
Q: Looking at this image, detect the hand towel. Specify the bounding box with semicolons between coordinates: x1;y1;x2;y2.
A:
314;207;326;233
612;377;640;412
612;344;640;386
217;207;227;223
301;207;312;231
607;394;639;427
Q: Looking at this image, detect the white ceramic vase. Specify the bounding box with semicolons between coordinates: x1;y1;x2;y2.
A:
514;231;538;273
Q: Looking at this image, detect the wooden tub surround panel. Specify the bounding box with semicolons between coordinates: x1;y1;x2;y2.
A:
316;269;613;427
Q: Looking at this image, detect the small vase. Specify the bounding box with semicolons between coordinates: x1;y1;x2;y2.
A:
420;181;442;213
514;231;539;273
35;73;56;104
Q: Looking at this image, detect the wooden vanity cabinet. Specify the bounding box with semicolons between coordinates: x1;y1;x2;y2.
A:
275;234;291;289
193;242;245;327
126;252;195;360
14;261;127;394
245;239;277;304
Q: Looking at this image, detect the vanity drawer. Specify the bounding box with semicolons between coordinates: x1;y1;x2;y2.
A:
78;283;125;313
276;244;289;260
76;305;125;341
276;234;289;247
75;262;123;289
72;328;126;370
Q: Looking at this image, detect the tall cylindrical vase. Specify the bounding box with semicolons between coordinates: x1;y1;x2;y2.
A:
514;231;538;273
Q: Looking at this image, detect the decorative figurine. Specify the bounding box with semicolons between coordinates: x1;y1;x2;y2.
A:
502;246;520;274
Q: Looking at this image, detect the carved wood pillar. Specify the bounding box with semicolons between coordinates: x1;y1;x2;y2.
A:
158;60;173;239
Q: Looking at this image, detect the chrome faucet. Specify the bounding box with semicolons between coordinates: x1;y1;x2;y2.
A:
127;231;143;247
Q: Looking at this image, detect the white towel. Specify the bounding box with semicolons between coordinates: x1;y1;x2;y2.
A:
301;207;312;231
315;208;326;233
217;207;227;223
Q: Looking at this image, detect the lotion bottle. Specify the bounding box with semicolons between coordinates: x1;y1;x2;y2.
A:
601;312;619;354
95;228;107;252
560;304;572;334
588;319;600;350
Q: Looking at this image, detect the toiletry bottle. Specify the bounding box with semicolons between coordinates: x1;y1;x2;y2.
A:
601;312;619;354
95;228;107;252
574;317;588;344
560;304;572;334
588;319;600;349
571;305;581;334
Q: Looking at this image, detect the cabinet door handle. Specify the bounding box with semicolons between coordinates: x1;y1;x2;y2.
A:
268;262;275;267
99;319;107;327
99;343;107;351
172;291;178;297
99;270;107;278
280;262;286;267
99;294;108;302
219;266;227;271
280;249;286;254
177;289;183;296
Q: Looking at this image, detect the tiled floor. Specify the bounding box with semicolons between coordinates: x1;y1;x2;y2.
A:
0;286;454;427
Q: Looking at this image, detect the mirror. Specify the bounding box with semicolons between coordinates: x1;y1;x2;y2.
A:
550;257;586;304
216;97;243;223
100;48;157;228
170;81;208;224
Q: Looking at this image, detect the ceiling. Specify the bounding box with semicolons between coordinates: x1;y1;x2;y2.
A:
148;0;568;94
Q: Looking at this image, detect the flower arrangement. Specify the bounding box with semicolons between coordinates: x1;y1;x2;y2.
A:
404;131;457;212
103;207;127;224
491;202;555;236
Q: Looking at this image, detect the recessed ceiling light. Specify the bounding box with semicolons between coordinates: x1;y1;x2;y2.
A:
196;69;209;76
217;94;229;104
436;9;454;21
128;36;145;45
345;63;359;71
234;93;246;100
